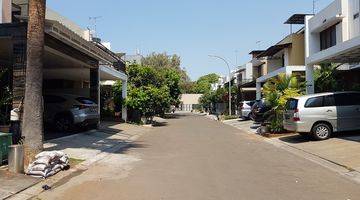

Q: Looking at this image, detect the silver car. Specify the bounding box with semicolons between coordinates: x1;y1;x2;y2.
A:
283;92;360;140
44;94;99;131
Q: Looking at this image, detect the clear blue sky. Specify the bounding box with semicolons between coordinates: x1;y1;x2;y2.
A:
47;0;333;81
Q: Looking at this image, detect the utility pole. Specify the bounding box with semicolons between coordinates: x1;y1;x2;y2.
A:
208;55;232;115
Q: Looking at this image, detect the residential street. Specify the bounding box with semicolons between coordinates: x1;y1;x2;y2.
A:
34;113;360;200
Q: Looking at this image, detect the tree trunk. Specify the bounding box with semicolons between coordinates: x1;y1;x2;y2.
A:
22;0;46;168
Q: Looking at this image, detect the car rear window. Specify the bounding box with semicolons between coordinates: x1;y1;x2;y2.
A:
76;97;96;105
248;101;256;107
285;99;298;110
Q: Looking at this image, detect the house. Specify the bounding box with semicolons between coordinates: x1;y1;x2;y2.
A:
0;0;128;126
254;14;310;99
179;94;202;112
305;0;360;93
235;51;265;102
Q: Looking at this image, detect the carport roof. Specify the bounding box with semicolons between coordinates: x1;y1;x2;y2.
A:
45;20;122;66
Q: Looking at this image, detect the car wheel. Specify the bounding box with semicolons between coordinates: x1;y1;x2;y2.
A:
311;123;332;140
55;115;73;132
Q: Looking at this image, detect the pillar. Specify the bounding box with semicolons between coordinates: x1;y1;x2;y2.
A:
306;65;315;94
121;80;127;122
256;81;262;100
1;0;12;23
90;68;100;124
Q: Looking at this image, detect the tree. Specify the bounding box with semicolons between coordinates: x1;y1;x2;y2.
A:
180;81;196;94
160;68;181;105
117;64;182;122
126;85;171;121
193;73;219;94
141;52;190;83
263;73;304;133
314;63;341;93
22;0;46;167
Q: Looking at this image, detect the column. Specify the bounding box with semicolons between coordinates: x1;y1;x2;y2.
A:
90;68;100;103
121;80;127;122
1;0;12;23
90;68;100;125
256;81;262;100
306;65;315;94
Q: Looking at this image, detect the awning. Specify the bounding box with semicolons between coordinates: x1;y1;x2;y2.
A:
284;14;313;25
100;65;127;81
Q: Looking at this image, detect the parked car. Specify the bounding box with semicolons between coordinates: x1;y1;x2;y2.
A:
240;100;256;119
283;91;360;140
44;94;99;132
250;99;271;123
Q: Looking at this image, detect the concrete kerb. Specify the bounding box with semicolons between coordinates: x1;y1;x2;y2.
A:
215;117;360;185
6;130;144;200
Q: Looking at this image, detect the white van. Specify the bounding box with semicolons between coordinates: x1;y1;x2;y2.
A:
283;92;360;140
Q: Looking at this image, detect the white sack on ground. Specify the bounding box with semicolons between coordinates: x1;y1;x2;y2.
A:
26;151;69;179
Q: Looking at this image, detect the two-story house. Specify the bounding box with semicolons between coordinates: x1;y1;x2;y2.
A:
254;14;310;99
305;0;360;94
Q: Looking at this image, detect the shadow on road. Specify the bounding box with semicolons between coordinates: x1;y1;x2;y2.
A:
44;121;148;157
279;131;360;144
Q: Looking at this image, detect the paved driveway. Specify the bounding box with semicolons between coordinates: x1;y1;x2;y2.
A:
37;113;360;200
224;118;360;177
273;132;360;172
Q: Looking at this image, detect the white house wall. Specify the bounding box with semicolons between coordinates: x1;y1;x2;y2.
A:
349;0;360;39
245;62;253;80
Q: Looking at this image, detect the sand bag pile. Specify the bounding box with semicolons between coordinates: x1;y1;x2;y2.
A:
26;151;69;178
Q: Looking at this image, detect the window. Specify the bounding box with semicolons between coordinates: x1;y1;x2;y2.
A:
323;95;335;107
354;12;359;20
285;99;298;110
347;93;360;106
305;97;323;108
320;25;337;50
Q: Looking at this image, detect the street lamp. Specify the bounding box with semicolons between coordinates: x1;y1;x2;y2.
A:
208;55;232;115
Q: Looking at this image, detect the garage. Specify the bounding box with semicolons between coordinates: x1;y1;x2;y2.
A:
0;20;127;139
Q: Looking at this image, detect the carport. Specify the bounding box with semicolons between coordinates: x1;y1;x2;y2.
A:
0;21;128;128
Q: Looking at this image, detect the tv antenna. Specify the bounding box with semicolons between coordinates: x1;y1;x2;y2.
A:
256;41;262;49
89;16;102;37
313;0;319;14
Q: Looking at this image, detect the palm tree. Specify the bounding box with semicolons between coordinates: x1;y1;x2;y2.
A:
263;73;304;132
314;63;341;92
22;0;46;167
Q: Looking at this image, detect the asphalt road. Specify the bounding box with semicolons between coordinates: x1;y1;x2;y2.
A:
38;113;360;200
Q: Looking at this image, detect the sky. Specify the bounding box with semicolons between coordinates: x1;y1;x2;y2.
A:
47;0;334;81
